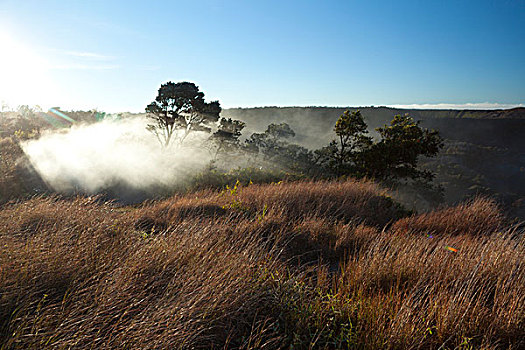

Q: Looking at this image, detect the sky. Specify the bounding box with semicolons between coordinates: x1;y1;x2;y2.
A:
0;0;524;112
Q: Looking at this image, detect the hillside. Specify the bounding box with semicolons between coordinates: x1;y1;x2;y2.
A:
223;107;525;217
222;106;525;149
1;106;524;217
1;180;523;349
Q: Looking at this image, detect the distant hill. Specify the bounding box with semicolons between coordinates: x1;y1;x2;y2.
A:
223;106;525;218
2;106;523;217
222;106;525;149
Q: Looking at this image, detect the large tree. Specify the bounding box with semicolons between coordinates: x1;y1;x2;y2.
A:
246;122;316;173
146;82;221;147
246;123;296;161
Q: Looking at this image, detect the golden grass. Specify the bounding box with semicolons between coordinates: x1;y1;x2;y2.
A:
0;137;27;201
392;197;504;236
0;180;523;349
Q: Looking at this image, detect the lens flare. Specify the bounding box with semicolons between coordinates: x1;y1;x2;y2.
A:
49;108;76;124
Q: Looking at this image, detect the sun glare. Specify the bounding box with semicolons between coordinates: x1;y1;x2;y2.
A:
0;30;57;109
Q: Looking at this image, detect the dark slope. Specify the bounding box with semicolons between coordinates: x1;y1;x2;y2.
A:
222;106;525;218
223;107;525;150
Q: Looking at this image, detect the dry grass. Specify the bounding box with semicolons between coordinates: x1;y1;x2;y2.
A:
0;180;523;349
0;138;27;201
0;137;49;203
392;197;504;236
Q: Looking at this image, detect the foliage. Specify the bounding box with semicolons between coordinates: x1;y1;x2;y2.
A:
0;137;48;203
188;166;304;191
315;110;373;176
208;117;245;159
363;114;444;182
13;128;40;140
318;111;443;185
219;180;250;213
246;122;296;160
0;137;26;201
145;81;221;146
246;122;317;174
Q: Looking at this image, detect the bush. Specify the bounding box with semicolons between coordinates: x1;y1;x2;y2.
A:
0;138;32;202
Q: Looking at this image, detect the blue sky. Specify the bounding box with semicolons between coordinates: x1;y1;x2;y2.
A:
0;0;524;112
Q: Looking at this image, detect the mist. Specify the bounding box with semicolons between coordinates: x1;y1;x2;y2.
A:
21;117;214;201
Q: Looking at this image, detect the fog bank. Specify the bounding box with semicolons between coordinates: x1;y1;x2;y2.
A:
22;117;213;200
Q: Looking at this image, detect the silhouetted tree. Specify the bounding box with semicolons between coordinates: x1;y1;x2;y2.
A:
246;122;316;173
363;114;443;182
315;110;372;176
246;123;295;159
317;111;443;183
146;82;221;147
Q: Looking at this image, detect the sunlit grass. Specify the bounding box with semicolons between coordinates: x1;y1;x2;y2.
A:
0;180;523;349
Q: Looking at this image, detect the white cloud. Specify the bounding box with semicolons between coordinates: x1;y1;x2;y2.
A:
49;63;119;70
64;51;115;60
42;49;118;70
387;103;524;110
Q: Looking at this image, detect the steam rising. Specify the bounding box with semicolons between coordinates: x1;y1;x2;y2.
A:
22;117;213;200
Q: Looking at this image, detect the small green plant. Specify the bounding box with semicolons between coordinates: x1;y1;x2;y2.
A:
14;128;39;140
257;204;268;223
457;336;474;350
220;180;250;213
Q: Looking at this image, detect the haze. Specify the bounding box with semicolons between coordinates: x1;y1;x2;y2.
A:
21;116;216;200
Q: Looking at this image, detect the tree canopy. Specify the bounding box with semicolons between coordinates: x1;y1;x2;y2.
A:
209;117;246;158
143;85;443;195
363;114;443;182
317;110;443;184
315;110;372;176
246;123;297;161
146;82;221;146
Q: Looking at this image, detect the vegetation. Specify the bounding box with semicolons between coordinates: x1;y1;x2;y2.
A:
0;137;29;200
145;82;222;147
188;166;305;191
245;122;316;175
143;84;443;191
209;117;246;159
223;106;525;218
316;111;443;181
315;110;373;177
3;100;523;218
366;114;443;181
312;111;444;209
1;99;524;348
1;180;523;349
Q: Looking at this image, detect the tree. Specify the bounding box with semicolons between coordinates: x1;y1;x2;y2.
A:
363;114;443;182
246;123;296;161
315;110;372;176
208;117;246;159
145;82;221;147
318;111;443;184
246;122;316;173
